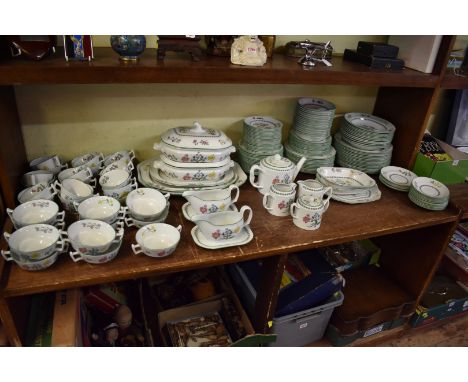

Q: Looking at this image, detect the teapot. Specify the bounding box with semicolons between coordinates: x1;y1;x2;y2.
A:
249;154;306;195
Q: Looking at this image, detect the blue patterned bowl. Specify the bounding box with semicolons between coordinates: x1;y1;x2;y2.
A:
110;35;146;61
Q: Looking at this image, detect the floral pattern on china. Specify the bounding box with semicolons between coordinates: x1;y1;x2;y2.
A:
160;121;232;150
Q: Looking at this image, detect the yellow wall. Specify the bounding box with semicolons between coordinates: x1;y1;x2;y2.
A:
15;35;387;162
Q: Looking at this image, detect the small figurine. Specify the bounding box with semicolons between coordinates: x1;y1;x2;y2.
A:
91;323;119;347
231;35;267;67
63;35;94;61
114;305;145;346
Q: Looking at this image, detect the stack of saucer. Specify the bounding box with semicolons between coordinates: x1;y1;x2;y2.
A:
238;116;284;172
334;113;395;174
379;166;417;192
124;188;171;228
408;177;450;211
285;98;336;174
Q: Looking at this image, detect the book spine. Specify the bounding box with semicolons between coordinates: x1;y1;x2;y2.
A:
51;289;81;346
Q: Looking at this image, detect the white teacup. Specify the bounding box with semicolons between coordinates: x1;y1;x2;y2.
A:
18;182;57;204
262;183;296;217
71;152;104;174
30;155;67;174
132;223;181;258
75;196;127;224
4;250;61;271
182;185;240;215
7;199;64;228
3;224;66;262
102;178;138;201
126;188;170;221
70;241;121;264
23;170;55;187
191;205;252;241
100;159;134;176
124;202;170;228
99;169;131;190
58;165;94;184
103;150;135;167
290;195;330;231
53;179;94;200
297;179;333;202
67;219;124;256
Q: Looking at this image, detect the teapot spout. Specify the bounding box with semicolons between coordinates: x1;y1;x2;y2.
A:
293;156;307;181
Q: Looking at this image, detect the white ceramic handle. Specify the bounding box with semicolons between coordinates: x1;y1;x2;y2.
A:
239;205;253;226
56;211;66;222
113;228;124;243
84;167;94;179
229;185;240;204
52;180;62;192
262;194;273;211
290;203;298;219
60;163;69;170
128;150;136;161
126;162;135;172
98;152;104;161
323;197;330;213
153;142;161;151
6;208;14;218
1;250;13;261
69;251;83;262
130;179;138;190
124;217;135;227
3;232;10;243
55;240;65;253
131;244;143;255
88;178;97;187
153;160;162;169
72;201;81;212
249;165;263;189
163;192;170;201
176;225;182;232
323;186;333;201
55;221;66;230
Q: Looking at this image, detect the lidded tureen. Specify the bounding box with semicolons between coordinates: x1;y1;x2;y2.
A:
153;121;236;167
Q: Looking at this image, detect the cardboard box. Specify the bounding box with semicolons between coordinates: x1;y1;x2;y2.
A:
413;138;468;185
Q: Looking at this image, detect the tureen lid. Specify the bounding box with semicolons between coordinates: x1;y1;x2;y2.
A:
160;121;233;150
261;154;294;170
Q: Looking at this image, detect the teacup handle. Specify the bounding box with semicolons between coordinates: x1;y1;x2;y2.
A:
84;167;94;179
55;221;66;230
128;150;136;161
130;178;138;190
229;185;240;204
262;194;273;211
124;217;135;227
176;225;182;232
60;163;69;170
1;250;13;261
56;211;66;222
113;227;125;243
6;208;14;219
69;251;83;262
239;205;253;227
52;180;62;192
323;186;333;202
3;232;10;243
55;240;65;253
290;203;298;219
72;201;81;212
126;162;135;172
131;244;143;255
117;207;128;220
163;192;170;201
249;165;263;189
88;178;97;188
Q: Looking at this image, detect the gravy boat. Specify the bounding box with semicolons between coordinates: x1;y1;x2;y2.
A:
191;205;252;241
182;185;239;215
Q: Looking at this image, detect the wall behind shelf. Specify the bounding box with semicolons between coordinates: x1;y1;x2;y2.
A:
15;35;387;161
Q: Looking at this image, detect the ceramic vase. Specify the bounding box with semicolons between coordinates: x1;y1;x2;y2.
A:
110;35;146;62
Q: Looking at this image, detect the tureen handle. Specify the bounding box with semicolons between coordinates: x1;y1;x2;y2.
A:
192;121;206;133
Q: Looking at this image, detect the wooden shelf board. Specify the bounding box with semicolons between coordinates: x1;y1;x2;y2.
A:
448;183;468;219
0;48;438;87
1;179;460;297
440;71;468;89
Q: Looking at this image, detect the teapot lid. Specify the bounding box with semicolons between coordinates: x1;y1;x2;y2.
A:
261;154;294;170
161;121;233;150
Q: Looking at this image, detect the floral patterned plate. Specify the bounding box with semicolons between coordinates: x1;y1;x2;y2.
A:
191;225;253;249
182;202;238;222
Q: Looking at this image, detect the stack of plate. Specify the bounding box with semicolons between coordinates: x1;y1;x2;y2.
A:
285;98;336;174
379;166;417;192
316;167;381;204
408;177;450;211
334;113;395;174
238;116;283;172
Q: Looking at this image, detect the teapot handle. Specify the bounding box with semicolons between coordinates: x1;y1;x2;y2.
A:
249;165;263;189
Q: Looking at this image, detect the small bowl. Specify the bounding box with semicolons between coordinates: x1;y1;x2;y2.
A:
132;223;181;258
5;251;61;271
67;219;124;255
76;196;126;223
71;152;104;174
125;202;170;228
102;178;138;201
69;240;121;264
103;150;135;167
54;179;94;199
100;160;134;176
18;182;57;204
23;170;55;187
58;165;94;183
3;224;66;262
99;169;131;190
125;188;170;221
6;199;64;228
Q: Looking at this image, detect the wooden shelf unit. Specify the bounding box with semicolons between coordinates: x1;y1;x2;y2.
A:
1;35;467;347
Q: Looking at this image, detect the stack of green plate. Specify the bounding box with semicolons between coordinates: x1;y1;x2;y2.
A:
408;176;450;211
285;97;336;173
379;166;417;192
334;113;395;174
284;143;335;174
238;116;284;172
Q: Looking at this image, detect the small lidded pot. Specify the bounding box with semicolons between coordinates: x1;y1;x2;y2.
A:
263;183;296;217
290;195;330;231
250;154;306;195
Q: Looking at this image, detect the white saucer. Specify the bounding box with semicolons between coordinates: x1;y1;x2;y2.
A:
191;225;253;249
182;202;238;222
